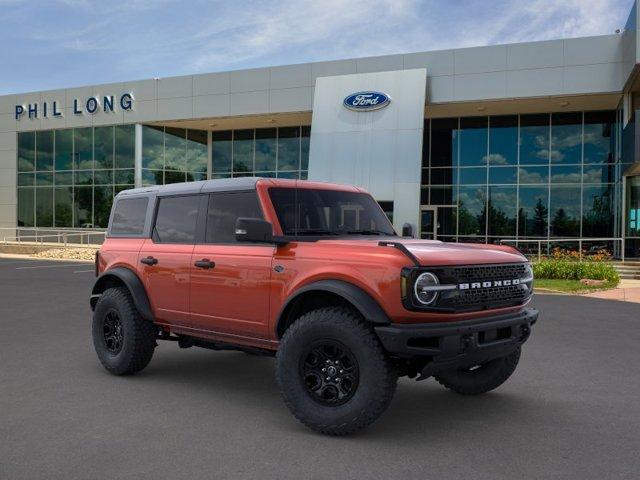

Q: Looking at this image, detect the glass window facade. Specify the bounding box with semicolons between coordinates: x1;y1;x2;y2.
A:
422;111;621;248
18;124;310;228
141;126;208;185
211;127;310;179
14;109;625;254
17;125;135;228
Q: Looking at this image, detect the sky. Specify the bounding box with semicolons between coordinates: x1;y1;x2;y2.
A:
0;0;635;95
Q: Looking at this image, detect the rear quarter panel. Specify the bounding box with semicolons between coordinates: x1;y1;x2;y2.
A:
98;238;146;274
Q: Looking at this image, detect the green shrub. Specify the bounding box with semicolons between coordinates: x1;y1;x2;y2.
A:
532;260;619;284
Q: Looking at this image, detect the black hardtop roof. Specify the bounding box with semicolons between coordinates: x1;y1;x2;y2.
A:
115;177;262;198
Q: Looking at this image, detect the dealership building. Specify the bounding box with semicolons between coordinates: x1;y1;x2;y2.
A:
2;4;640;257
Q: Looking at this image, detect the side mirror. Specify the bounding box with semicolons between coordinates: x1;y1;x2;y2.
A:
235;218;274;243
402;223;414;238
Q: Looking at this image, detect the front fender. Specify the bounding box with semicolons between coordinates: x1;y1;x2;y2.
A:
90;267;154;322
276;279;391;338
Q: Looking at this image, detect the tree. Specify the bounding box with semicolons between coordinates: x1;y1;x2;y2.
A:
533;198;548;237
551;208;579;237
457;201;480;236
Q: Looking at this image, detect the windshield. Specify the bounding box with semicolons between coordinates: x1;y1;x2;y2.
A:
268;187;396;237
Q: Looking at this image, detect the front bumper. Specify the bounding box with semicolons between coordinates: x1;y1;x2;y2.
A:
374;308;538;378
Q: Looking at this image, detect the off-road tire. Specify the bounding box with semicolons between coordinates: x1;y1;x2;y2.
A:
276;307;397;436
434;347;521;395
92;287;156;375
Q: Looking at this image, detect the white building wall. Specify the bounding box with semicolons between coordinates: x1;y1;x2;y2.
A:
308;69;427;233
0;24;636;228
0;100;17;229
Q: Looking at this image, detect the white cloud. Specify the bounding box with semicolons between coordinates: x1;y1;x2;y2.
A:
483;153;508;165
189;0;419;70
0;0;634;93
518;167;546;183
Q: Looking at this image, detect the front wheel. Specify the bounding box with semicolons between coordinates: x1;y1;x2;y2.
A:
434;347;521;395
276;307;397;436
92;287;156;375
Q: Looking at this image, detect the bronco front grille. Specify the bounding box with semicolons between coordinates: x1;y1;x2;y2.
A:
449;263;529;283
404;263;532;313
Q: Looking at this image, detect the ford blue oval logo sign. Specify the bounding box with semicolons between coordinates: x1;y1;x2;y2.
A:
343;91;391;111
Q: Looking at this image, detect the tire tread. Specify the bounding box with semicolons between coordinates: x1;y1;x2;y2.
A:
276;307;397;436
93;287;156;375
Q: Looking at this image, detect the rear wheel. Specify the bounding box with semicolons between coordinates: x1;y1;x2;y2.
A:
92;287;156;375
276;307;397;436
433;347;521;395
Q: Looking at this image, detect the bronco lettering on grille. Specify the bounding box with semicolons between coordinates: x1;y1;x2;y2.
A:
459;279;521;290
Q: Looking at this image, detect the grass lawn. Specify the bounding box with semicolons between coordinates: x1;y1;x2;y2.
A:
534;278;618;293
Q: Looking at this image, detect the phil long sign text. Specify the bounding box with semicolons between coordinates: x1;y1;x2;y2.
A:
15;93;134;120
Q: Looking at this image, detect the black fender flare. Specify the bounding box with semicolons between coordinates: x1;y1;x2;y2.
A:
90;267;154;322
276;279;391;338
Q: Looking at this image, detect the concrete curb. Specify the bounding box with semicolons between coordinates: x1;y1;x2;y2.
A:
0;253;93;263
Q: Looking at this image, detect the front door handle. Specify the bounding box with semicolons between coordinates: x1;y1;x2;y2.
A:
140;256;158;266
194;259;215;269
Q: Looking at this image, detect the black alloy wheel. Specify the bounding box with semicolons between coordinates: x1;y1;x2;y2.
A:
92;287;156;375
103;309;124;355
300;340;359;406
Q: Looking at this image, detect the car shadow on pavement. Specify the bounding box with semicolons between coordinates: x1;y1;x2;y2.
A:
369;385;542;441
104;345;566;440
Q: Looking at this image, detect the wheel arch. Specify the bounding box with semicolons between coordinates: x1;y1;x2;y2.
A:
90;267;154;322
275;280;390;339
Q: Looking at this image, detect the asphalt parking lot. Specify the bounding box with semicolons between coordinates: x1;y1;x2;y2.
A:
1;257;639;480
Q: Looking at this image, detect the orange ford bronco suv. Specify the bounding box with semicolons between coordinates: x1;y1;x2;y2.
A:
91;177;537;435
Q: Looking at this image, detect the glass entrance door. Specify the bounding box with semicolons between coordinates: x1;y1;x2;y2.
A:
420;206;458;240
420;207;436;239
625;176;640;258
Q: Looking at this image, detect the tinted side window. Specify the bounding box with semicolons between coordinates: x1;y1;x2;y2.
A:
154;195;200;243
206;192;263;244
110;197;148;236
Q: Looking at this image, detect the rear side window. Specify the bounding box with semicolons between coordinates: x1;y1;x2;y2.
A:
205;192;263;244
153;195;200;244
110;197;148;236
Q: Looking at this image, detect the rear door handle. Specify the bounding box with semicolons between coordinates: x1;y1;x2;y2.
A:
140;256;158;266
194;259;215;269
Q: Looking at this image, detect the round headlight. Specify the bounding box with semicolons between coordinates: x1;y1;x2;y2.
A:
524;263;534;281
414;272;440;305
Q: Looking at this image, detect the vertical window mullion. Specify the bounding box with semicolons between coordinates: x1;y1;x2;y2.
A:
207;130;212;180
547;113;551;245
112;126;116;214
580;112;584;240
52;130;56;227
233;129;237;176
298;126;302;173
162;127;166;185
91;127;95;227
485;116;490;242
34;132;37;227
184;129;188;182
71;129;75;228
516;114;520;241
455;117;460;241
275;127;279;176
427;119;432;205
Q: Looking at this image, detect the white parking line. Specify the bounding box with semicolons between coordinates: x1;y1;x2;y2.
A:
15;264;87;270
73;269;94;273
